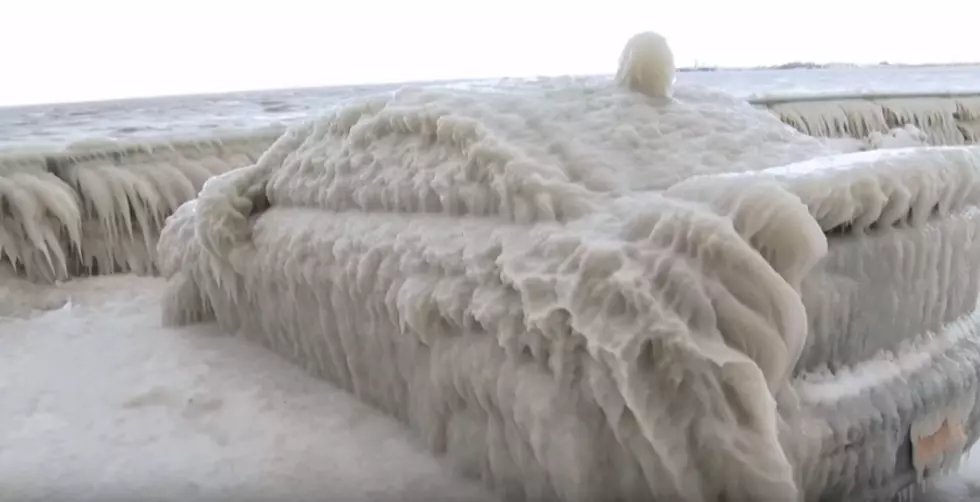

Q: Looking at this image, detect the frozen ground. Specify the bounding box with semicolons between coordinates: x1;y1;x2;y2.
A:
0;274;498;502
1;274;979;501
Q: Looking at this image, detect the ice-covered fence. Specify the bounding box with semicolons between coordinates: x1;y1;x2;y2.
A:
752;92;980;145
0;129;282;282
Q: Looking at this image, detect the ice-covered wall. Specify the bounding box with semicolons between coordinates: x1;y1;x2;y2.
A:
756;93;980;146
0;131;281;281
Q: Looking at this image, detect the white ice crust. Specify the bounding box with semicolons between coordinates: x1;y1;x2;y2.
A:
156;33;980;501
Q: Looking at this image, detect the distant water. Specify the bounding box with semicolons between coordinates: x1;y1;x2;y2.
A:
2;65;979;152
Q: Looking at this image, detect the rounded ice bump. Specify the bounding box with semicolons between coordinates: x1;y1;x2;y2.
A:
616;31;676;98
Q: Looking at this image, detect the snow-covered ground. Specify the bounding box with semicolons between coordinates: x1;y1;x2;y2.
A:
1;274;979;501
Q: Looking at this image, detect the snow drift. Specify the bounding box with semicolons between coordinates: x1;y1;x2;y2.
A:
0;131;280;281
157;32;980;501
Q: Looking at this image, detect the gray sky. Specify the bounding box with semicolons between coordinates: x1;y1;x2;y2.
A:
1;0;976;106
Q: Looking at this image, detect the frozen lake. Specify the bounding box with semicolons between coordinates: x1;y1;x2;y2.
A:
2;65;980;152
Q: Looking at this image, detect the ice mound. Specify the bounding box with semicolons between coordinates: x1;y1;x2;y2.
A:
820;125;930;153
0;131;279;281
866;125;930;150
159;32;980;501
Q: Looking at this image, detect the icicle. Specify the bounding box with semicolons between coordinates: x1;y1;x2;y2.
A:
760;94;980;146
0;130;282;282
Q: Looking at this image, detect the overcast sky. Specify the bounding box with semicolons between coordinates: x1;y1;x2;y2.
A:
1;0;976;106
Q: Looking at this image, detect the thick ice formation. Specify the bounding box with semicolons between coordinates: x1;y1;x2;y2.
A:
865;124;931;150
0;132;279;281
153;31;980;500
820;125;930;153
0;158;81;282
760;94;980;145
154;29;980;500
668;147;980;368
4;63;974;289
163;206;807;501
616;32;675;99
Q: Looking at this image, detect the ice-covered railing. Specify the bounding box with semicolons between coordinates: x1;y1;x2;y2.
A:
752;92;980;146
0;129;282;281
